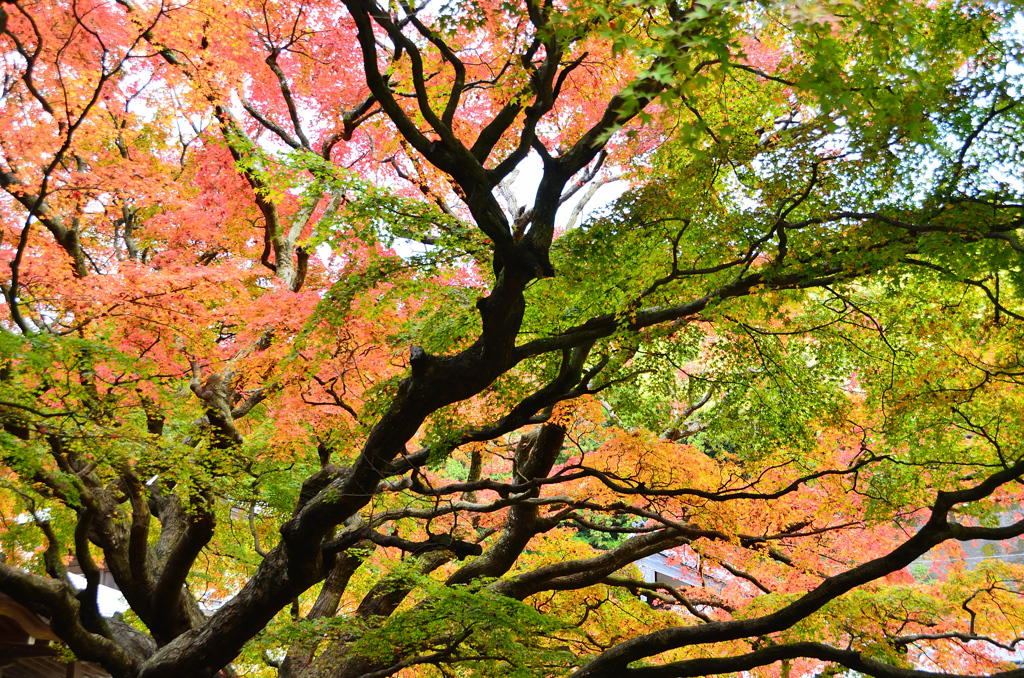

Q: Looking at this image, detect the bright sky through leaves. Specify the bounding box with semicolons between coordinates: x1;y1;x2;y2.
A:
1;0;1024;677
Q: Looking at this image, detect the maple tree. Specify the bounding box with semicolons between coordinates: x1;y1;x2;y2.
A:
1;0;1024;676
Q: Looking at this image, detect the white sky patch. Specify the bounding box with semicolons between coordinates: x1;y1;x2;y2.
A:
66;573;130;617
384;151;627;261
499;152;629;234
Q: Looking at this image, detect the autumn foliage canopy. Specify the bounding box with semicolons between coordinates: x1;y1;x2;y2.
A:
1;0;1024;676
